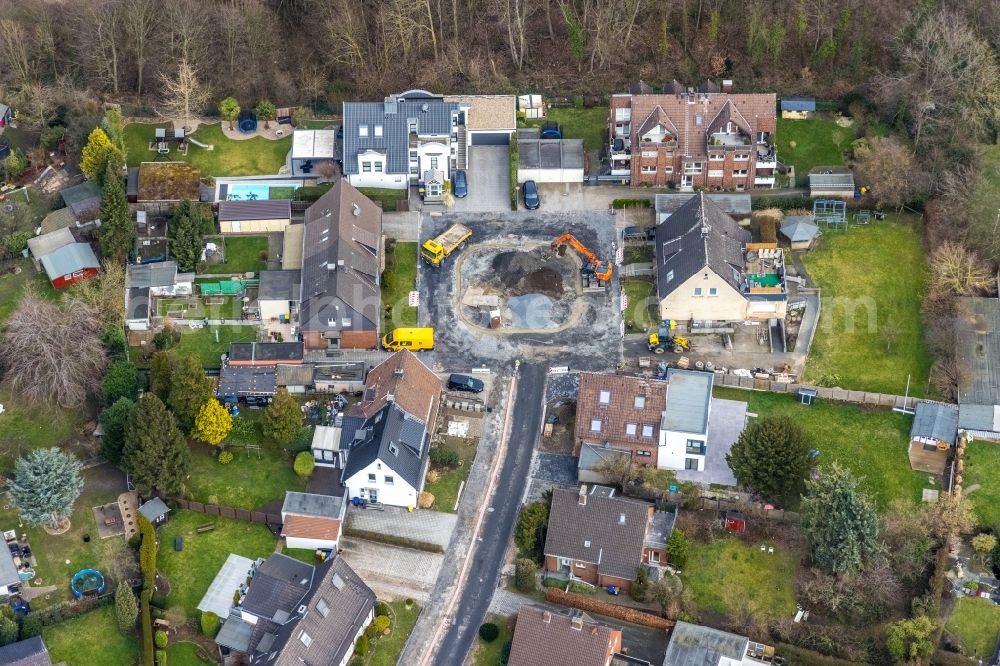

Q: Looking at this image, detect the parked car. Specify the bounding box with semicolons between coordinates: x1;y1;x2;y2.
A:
453;170;468;198
522;180;540;210
447;373;485;393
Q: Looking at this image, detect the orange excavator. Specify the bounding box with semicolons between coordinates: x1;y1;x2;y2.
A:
550;234;614;282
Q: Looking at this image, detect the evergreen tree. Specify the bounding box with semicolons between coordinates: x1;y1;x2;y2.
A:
98;161;135;262
726;415;814;506
261;388;303;444
80;127;112;179
149;351;173;401
167;200;204;272
102;359;139;407
115;583;139;633
100;397;135;465
167;352;213;431
801;465;881;576
7;448;84;530
101;107;127;153
0;615;16;647
123;394;191;496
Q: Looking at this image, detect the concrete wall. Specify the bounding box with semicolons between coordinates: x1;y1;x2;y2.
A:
517;167;584;184
284;531;341;551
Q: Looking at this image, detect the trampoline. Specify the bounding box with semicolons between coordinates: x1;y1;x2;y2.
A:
70;568;105;598
238;110;258;134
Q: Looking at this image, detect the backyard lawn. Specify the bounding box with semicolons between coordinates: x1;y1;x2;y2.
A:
166;640;211;666
0;258;59;324
801;217;932;396
682;537;798;620
157;295;242;320
945;596;1000;658
382;241;418;333
713;388;935;510
423;437;478;512
622;278;657;331
775;117;853;185
173;325;259;368
43;605;138;666
963;439;1000;529
185;437;305;510
0;386;80;475
123;122;292;176
203;235;269;274
470;614;514;666
358;187;408;212
527;107;609;153
157;510;277;616
361;600;422;666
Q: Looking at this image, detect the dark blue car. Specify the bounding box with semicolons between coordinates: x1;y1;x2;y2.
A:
453;170;468;198
522;180;540;210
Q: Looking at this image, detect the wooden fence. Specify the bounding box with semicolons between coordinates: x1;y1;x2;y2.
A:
167;497;282;527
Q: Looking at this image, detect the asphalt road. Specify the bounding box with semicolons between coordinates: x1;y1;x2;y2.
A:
431;362;546;666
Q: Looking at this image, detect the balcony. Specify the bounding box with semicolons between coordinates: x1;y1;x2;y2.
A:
756;145;777;169
610;136;632;158
754;176;775;187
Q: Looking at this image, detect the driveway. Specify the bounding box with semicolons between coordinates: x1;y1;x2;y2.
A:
345;504;457;551
452;146;509;212
338;537;443;602
674;397;747;487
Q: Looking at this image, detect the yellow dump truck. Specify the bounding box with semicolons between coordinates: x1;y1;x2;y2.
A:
421;223;472;267
382;327;435;351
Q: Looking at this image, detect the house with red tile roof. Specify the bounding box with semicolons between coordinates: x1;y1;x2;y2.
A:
508;605;622;666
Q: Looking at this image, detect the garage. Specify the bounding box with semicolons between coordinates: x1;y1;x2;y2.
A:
218;200;291;234
470;131;511;145
517;130;584;184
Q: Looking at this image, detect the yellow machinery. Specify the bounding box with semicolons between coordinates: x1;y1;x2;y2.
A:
647;331;690;354
421;223;472;267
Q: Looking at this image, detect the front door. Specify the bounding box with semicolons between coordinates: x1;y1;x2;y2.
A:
559;557;571;574
368;488;379;503
681;175;694;189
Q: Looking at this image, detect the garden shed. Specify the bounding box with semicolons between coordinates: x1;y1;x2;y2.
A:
908;402;958;475
809;170;855;198
780;97;816;119
780;215;820;250
138;497;171;526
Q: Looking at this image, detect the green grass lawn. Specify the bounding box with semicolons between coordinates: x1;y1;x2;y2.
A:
157;510;277;617
801;217;932;396
382;241;418;333
185;439;305;510
963;439;1000;529
527;107;609;153
166;640;211;666
775;117;853;185
43;605;138;666
622;278;657;331
967;143;1000;261
714;387;936;510
0;257;60;324
358;187;408;212
203;236;269;275
945;596;1000;657
0;467;126;608
0;385;81;475
470;614;513;666
423;437;478;512
157;295;242;320
361;600;421;666
176;325;259;368
124;122;291;177
268;186;296;200
682;537;798;620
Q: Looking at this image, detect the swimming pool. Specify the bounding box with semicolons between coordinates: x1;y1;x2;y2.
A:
225;182;301;201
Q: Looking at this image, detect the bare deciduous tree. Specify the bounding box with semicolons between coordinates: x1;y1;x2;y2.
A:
852;135;926;213
159;58;210;132
122;0;158;101
928;241;995;297
0;290;107;408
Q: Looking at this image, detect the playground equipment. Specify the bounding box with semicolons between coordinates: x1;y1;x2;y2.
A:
238;110;258;134
813;199;847;230
70;568;105;598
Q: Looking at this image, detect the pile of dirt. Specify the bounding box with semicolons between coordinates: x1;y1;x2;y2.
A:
490;250;564;298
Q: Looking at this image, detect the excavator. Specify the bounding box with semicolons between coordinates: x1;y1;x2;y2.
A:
550;234;614;282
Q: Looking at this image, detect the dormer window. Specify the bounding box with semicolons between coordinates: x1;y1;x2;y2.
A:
299;631;312;647
599;390;611;405
634;395;646;409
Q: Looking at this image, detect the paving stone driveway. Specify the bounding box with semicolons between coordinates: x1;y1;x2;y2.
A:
345;504;458;551
338;537;443;602
452;146;510;212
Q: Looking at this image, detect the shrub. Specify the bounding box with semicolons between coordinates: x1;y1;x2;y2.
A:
611;198;651;209
375;601;390;617
40;125;66;149
293;450;316;478
514;501;549;563
429;448;460;466
200;611;221;638
141;591;154;666
567;580;596;595
293;184;333;202
365;622;381;640
154;630;168;648
19;614;43;639
417;491;435;509
405;598;414;608
478;622;500;642
665;529;689;568
501;639;513;664
543;588;674;629
355;635;370;657
155;649;167;665
115;583;139;633
573;95;584;109
509;134;519;211
3;231;31;256
514;558;537;593
150;592;168;609
542;578;565;589
630;566;648;602
218;451;234;465
372;614;391;634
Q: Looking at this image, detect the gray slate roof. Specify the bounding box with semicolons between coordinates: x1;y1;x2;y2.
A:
654;193;752;217
655;193;750;301
341;403;428;491
259;270;300;301
780;216;819;243
663;621;748;666
959;404;1000;433
240;553;314;623
957;297;1000;406
910;402;959;446
0;637;54;666
218;199;291;222
543;487;651;581
282;491;344;518
780;97;816;112
809;172;855;190
0;543;20;588
138;497;171;522
126;261;178;289
59;181;102;219
663;369;713;434
39;243;99;280
342;91;461;175
300;181;381;334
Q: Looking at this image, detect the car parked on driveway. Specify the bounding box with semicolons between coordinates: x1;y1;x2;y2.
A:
522;180;540;210
447;373;485;393
453;170;468;198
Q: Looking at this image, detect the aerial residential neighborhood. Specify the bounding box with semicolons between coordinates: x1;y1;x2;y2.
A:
0;3;999;666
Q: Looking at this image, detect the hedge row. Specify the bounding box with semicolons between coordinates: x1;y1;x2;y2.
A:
342;526;444;554
509;135;519;211
611;198;651;209
137;514;157;666
542;588;674;630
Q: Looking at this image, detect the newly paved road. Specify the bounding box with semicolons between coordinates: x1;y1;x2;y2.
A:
430;362;546;666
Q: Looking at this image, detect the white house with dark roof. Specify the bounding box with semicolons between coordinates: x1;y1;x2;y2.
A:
658;369;713;472
663;621;774;666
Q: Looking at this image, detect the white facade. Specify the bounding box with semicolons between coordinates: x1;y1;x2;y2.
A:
339;607;375;666
658;427;708;472
343;459;420;508
346;150;408;190
517;166;584;184
417;141;451;182
284;532;341;552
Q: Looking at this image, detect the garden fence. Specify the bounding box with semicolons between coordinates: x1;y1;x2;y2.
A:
165;497;282;529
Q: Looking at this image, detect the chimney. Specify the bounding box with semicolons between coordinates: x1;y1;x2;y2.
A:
386;394;394;403
571;612;584;631
394;367;405;377
578;485;587;506
591;627;598;635
722;79;733;93
353;203;361;217
542;611;551;624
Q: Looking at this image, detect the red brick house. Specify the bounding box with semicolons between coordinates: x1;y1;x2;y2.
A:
507;605;622;666
573;372;666;466
543;486;676;593
609;81;777;191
